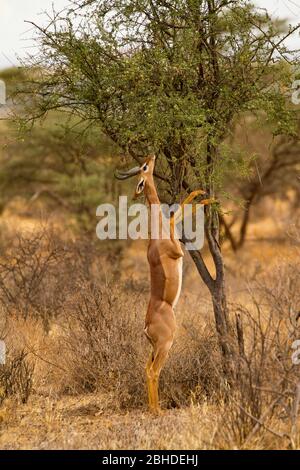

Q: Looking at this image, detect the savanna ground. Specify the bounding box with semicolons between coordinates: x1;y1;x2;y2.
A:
0;195;299;450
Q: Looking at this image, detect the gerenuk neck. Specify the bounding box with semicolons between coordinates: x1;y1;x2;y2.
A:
145;179;160;206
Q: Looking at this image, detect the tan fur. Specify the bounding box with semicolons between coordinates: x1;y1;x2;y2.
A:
133;156;183;413
118;155;211;413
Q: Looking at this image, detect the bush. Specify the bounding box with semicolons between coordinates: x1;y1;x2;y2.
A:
59;281;146;408
0;349;34;405
0;227;99;330
216;262;300;447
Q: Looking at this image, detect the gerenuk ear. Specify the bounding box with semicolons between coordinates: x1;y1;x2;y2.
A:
136;178;145;194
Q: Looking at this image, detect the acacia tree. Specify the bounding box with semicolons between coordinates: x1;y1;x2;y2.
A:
14;0;300;378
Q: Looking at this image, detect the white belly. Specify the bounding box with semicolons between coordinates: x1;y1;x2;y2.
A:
172;257;183;309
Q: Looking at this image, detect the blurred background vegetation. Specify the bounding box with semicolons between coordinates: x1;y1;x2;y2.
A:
0;67;122;232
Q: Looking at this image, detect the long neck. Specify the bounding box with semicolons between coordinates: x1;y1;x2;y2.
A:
145;177;160;206
145;176;163;240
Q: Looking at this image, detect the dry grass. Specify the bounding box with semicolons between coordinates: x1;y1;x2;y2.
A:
0;394;297;450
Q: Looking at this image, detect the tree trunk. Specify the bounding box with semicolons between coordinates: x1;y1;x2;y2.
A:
210;259;235;381
185;135;236;383
186;221;236;383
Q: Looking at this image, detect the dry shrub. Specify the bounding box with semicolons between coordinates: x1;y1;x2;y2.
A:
215;261;300;447
0;226;99;330
56;281;146;408
161;319;221;408
0;349;34;405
